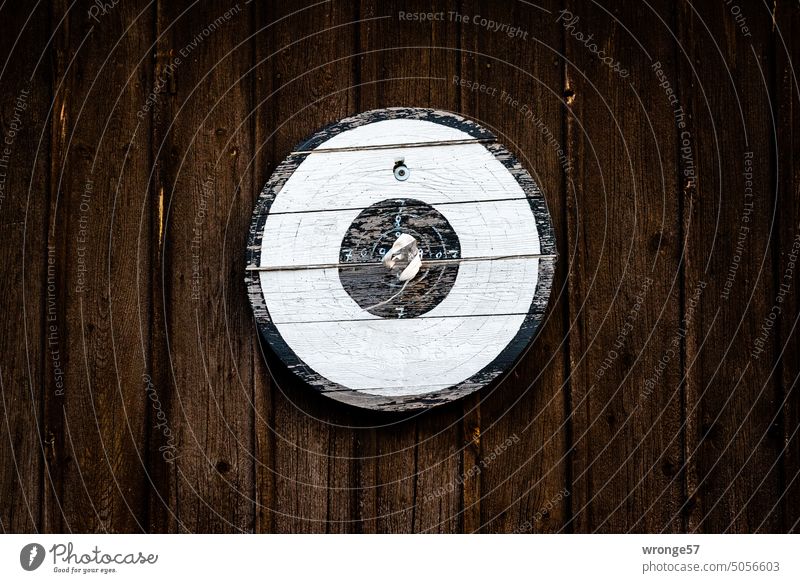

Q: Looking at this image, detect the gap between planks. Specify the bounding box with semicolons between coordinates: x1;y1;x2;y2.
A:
264;196;542;216
291;137;496;155
246;253;557;272
272;311;536;325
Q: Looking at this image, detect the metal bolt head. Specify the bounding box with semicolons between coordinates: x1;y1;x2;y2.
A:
393;163;409;181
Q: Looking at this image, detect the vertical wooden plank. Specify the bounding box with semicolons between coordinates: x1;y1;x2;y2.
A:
773;0;799;533
456;2;483;534
677;2;781;532
458;396;482;533
151;0;255;532
146;4;173;530
0;2;51;533
44;0;154;532
252;0;358;533
563;0;684;532
357;0;463;533
251;0;276;535
460;0;569;534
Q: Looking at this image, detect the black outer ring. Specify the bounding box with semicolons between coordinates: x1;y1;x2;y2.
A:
246;108;557;412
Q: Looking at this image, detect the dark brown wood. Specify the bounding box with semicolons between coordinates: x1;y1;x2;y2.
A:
44;0;154;532
357;0;464;533
151;0;256;532
563;0;684;532
0;0;796;534
461;0;570;534
677;0;782;533
254;0;359;534
251;0;276;535
775;0;800;534
0;1;51;533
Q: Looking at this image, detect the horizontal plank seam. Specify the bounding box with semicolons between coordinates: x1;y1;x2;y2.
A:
292;137;495;154
247;254;557;271
273;311;535;325
265;196;545;216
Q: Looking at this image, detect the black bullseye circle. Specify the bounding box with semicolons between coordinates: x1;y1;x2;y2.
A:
338;198;460;318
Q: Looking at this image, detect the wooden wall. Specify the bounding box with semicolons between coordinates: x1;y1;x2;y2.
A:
0;0;797;533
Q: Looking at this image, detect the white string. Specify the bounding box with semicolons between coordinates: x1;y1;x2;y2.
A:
363;279;411;312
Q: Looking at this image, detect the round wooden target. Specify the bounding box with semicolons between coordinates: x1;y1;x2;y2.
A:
246;108;556;411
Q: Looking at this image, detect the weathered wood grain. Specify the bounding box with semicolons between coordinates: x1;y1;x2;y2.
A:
249;0;275;533
564;0;684;532
302;109;495;150
460;0;570;534
0;0;795;535
253;0;359;533
151;0;255;532
356;0;465;533
775;0;800;534
259;259;540;323
0;1;51;533
43;0;154;533
257;203;543;267
677;0;781;533
263;147;535;214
